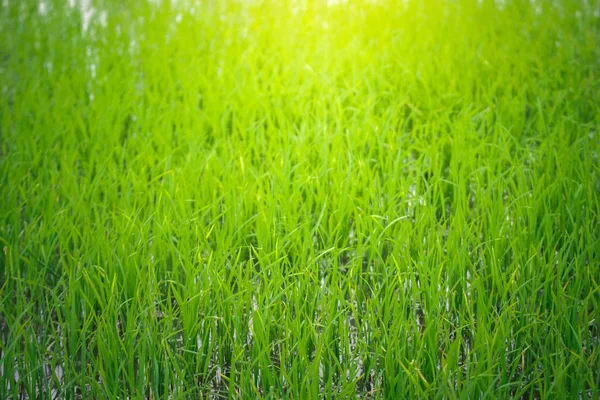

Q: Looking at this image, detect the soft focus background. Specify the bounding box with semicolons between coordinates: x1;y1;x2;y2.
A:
1;0;599;398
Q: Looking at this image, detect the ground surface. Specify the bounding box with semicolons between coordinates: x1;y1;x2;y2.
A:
1;0;599;398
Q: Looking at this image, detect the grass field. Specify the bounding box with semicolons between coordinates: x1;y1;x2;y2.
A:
1;0;599;398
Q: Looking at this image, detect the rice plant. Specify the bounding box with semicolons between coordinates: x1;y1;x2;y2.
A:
1;0;599;398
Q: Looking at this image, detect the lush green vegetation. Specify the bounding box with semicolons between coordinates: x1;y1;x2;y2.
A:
1;0;599;398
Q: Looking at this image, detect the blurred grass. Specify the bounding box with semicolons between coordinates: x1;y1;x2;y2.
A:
1;0;599;398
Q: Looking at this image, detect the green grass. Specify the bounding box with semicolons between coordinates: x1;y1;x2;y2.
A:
1;0;599;398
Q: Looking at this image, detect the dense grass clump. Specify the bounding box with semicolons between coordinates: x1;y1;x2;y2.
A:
1;0;599;398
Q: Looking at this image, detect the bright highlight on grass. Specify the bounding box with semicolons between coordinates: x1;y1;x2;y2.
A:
1;0;599;398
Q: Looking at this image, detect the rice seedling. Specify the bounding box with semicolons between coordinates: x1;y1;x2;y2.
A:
0;0;599;398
